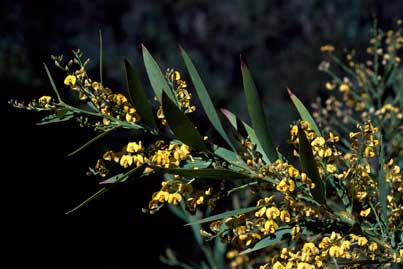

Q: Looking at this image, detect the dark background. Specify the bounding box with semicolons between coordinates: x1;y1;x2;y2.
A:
3;1;402;268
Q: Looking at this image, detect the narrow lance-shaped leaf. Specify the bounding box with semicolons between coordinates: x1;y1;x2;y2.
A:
67;128;115;157
186;206;261;226
99;29;103;85
298;126;326;205
37;110;74;125
241;59;277;162
65;165;145;214
221;108;270;164
142;44;176;103
65;187;108;215
162;92;207;151
124;58;157;128
150;166;247;180
213;145;250;171
180;47;236;152
240;227;291;255
288;88;321;136
43;63;62;102
377;135;388;230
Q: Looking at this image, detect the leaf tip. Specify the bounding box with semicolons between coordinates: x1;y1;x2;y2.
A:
220;108;230;117
240;54;246;69
287;87;294;97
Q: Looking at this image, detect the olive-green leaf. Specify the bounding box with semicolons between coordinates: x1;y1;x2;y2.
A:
180;47;236;152
65;165;144;214
142;44;176;103
124;58;157;128
241;59;277;162
186;206;261;226
43;63;62;102
37;111;74;125
377;135;388;229
213;145;249;171
221;108;270;164
240;227;291;255
99;29;103;85
162;92;207;151
65;187;108;215
67;128;115;157
150;166;247;180
182;158;212;169
298;126;326;205
288;88;321;136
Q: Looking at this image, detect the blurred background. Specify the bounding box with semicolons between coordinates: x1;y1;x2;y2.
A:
3;0;402;268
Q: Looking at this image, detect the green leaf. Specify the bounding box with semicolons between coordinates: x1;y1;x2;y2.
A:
298;126;326;205
142;44;176;103
65;187;108;215
162;92;207;151
241;59;277;162
67;128;115;157
99;29;103;85
37;111;74;125
213;145;249;171
186;206;261;226
65;165;145;214
124;58;157;128
221;108;270;164
240;227;291;255
180;47;236;152
99;173;127;184
150;166;247;180
377;135;388;230
182;158;212;169
43;63;62;102
288;89;321;136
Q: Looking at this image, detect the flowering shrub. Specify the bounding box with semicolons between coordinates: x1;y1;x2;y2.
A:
10;23;403;269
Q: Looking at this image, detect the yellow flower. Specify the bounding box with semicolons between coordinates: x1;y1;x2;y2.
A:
120;154;133;168
329;245;343;257
255;206;267;217
357;236;368;246
325;82;336;90
340;240;351;251
265;206;280;220
154;191;169;202
368;242;378;252
276;179;295;193
297;263;313;269
291;225;300;240
64;75;77;87
319;237;330;249
167;193;182;205
311;137;325;147
364;146;375;157
320;44;335;52
127;142;143;153
360;208;371;217
326;164;337;173
264;219;278;234
113;94;128;105
280;210;291;223
356;191;367;202
290;125;298;139
39;96;52;104
339;83;350;92
272;261;285;269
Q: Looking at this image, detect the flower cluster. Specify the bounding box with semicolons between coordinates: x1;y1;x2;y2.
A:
11;24;403;269
157;68;196;125
313;22;403;160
